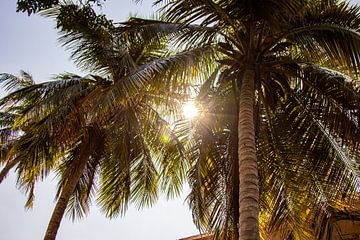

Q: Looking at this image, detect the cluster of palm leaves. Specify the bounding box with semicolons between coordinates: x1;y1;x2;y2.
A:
1;0;360;240
0;3;213;240
155;0;360;239
16;0;105;15
149;0;360;239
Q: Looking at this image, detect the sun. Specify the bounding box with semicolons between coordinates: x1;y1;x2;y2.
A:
182;101;199;119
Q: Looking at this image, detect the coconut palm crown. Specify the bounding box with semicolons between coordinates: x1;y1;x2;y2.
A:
0;3;214;240
137;0;360;239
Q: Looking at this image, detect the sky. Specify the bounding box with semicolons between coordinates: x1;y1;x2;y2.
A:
0;1;199;240
1;0;360;240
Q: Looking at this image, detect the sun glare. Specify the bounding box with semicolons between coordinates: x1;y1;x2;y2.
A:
182;101;199;119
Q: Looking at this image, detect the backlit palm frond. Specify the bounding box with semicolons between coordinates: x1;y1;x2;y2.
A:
0;72;101;207
299;66;360;150
0;71;34;92
126;17;220;50
256;103;325;239
0;73;36;183
285;68;360;182
97;121;132;218
56;124;105;220
224;0;303;30
256;84;360;239
13;128;65;208
65;155;101;220
187;130;227;237
285;95;359;195
0;138;19;183
119;18;176;63
155;0;235;27
17;77;94;125
286;3;360;71
186;78;240;240
96;45;217;115
125;106;159;210
97;105;159;218
42;4;116;74
0;73;94;128
132;102;187;199
259;111;327;238
0;80;46;186
0;111;19;153
156;0;306;34
0;72;39;114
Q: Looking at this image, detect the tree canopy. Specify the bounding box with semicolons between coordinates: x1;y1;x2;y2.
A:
1;2;206;239
144;0;360;239
1;1;360;240
16;0;105;15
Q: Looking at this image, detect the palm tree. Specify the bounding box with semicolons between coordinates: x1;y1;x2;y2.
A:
184;68;360;239
144;0;360;239
3;1;360;239
0;3;213;240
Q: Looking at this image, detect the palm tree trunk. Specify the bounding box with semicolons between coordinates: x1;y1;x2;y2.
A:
232;146;240;240
44;138;90;240
238;69;259;240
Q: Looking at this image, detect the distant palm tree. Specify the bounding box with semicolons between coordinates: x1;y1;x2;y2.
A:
143;0;360;239
0;3;212;240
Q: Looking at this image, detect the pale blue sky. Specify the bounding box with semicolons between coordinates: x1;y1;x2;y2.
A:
0;0;199;239
0;0;359;239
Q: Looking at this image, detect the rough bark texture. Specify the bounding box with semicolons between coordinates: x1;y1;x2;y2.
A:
44;132;91;240
238;70;259;240
232;118;240;240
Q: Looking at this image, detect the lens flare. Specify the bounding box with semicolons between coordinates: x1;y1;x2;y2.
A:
182;101;199;119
